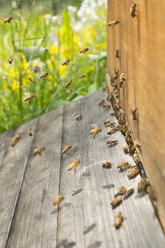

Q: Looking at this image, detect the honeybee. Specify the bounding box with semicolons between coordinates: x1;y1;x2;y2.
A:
33;145;45;156
124;187;134;199
114;212;124;229
62;59;70;66
130;3;137;17
90;128;102;139
114;186;127;197
115;49;120;59
146;185;157;201
40;72;48;79
107;126;118;135
75;114;82;121
28;130;34;136
104;120;115;128
113;69;119;80
111;197;122;209
117;162;129;171
62;145;72;154
134;140;141;150
10;134;22;147
102;160;111;169
108;20;120;27
122;145;128;154
24;93;36;102
133;153;141;167
127;168;139;179
120;73;126;82
65;79;72;88
79;75;85;79
66;89;72;94
102;85;108;91
8;56;13;64
98;99;105;106
4;16;12;23
138;178;149;193
128;164;137;169
103;103;111;110
28;77;35;83
110;111;115;116
80;48;89;54
107;139;118;146
68;159;80;171
53;196;64;206
131;107;137;120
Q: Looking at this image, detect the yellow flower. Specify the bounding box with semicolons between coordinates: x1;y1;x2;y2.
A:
9;69;18;77
50;45;58;54
59;65;66;75
54;82;58;87
12;80;19;90
0;20;3;25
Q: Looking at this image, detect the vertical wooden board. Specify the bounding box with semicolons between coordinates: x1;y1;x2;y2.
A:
0;118;38;248
0;129;14;169
6;107;64;248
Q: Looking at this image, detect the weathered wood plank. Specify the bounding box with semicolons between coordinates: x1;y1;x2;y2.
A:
6;107;64;248
0;118;38;248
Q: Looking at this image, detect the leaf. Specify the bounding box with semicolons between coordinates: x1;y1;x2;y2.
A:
16;46;48;61
87;83;97;94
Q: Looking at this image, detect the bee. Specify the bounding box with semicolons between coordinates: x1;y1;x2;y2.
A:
105;120;115;128
62;145;72;154
90;128;102;139
107;139;118;146
111;197;122;209
68;159;80;171
110;111;115;116
138;178;149;193
102;160;111;169
107;126;118;135
24;93;36;102
62;59;70;66
108;20;120;27
131;107;137;120
102;85;108;92
10;134;22;147
115;49;120;59
53;196;64;206
28;77;35;83
40;72;48;79
127;168;139;179
75;114;82;121
65;79;72;88
114;212;124;229
120;73;126;82
123;145;129;154
146;185;157;201
33;145;45;156
114;186;127;197
128;164;137;169
103;103;111;110
113;69;119;80
8;56;13;64
80;48;89;54
134;140;141;150
98;99;105;106
66;89;72;94
133;153;141;167
4;16;12;23
28;130;34;136
130;3;137;17
79;75;86;79
117;162;129;171
124;187;134;199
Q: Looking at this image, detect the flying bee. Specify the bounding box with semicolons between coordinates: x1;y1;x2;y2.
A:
4;16;12;23
107;126;118;135
28;77;35;83
115;49;120;58
8;56;13;64
107;139;118;146
98;99;105;106
114;212;124;229
75;114;82;121
102;160;111;169
66;89;72;94
62;59;70;66
114;186;127;197
68;159;80;171
138;178;149;193
124;187;134;199
130;3;137;17
108;20;120;27
123;145;129;154
33;145;45;156
62;145;72;154
80;48;89;54
131;107;137;120
40;72;48;79
65;79;72;88
79;75;85;79
117;162;129;171
146;185;157;201
24;93;36;102
90;127;102;139
103;103;111;110
28;130;34;136
53;196;64;206
10;134;22;147
134;140;141;150
111;197;122;209
127;168;139;179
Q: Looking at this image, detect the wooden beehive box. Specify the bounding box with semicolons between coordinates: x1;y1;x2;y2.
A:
106;0;165;230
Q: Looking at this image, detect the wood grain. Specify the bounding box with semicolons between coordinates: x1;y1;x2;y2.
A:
107;0;165;229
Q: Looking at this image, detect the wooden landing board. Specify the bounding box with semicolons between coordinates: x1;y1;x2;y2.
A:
0;90;165;248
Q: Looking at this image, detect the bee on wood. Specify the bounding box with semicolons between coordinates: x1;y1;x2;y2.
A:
53;196;64;206
33;145;45;156
107;126;118;135
110;111;115;116
62;145;72;154
134;140;141;150
127;168;139;179
130;3;137;17
131;107;137;120
75;114;82;121
111;197;122;209
117;162;129;171
133;153;141;166
103;103;111;110
80;48;89;54
104;120;111;127
98;99;105;106
128;164;137;169
102;85;108;91
24;93;36;102
79;75;85;79
62;59;70;66
118;124;128;135
65;79;72;88
123;145;129;154
124;187;134;199
40;72;48;79
4;16;12;23
107;139;118;146
138;178;149;193
68;159;80;171
108;20;120;27
146;185;157;201
90;128;102;139
119;73;126;87
8;56;13;64
115;49;120;59
28;77;35;83
10;134;22;147
66;89;72;94
113;69;119;80
28;130;34;136
102;160;111;169
114;212;124;229
114;186;127;197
